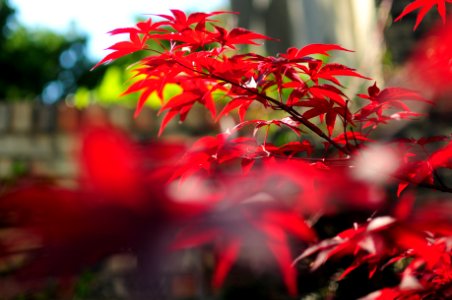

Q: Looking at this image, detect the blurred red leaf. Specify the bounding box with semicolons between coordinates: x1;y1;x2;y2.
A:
409;23;452;93
212;239;241;288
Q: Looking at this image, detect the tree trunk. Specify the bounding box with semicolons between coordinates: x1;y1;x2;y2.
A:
229;0;383;84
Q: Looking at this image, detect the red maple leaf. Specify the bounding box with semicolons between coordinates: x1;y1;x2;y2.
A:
156;10;229;31
355;83;432;128
91;33;147;69
294;97;351;136
300;61;370;87
169;164;318;295
396;138;452;194
91;18;166;69
395;0;452;30
214;26;272;49
279;44;352;60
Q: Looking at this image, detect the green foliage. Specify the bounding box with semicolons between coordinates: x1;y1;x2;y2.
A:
74;61;184;110
0;0;104;102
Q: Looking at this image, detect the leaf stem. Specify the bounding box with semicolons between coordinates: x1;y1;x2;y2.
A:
174;59;351;155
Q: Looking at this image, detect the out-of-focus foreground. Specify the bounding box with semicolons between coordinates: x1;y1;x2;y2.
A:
1;1;452;300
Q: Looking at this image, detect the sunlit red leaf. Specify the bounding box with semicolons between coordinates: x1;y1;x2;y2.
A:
279;44;352;60
355;83;431;127
156;10;229;31
108;18;165;36
395;0;452;30
309;84;347;106
307;62;371;86
69;9;452;299
217;97;254;122
92;32;147;69
215;26;272;48
375;87;432;104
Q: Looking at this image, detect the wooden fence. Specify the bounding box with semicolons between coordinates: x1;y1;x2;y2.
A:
0;102;157;178
0;101;218;178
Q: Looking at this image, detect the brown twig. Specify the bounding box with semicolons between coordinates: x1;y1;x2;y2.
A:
174;59;351;155
173;59;452;194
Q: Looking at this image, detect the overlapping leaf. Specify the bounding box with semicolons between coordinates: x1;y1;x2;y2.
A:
170;160;319;295
355;83;432;129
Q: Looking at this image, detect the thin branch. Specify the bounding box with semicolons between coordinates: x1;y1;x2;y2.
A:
173;59;351;155
343;100;352;153
433;170;449;189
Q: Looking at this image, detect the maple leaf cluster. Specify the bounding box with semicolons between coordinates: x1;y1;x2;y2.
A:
1;6;452;299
